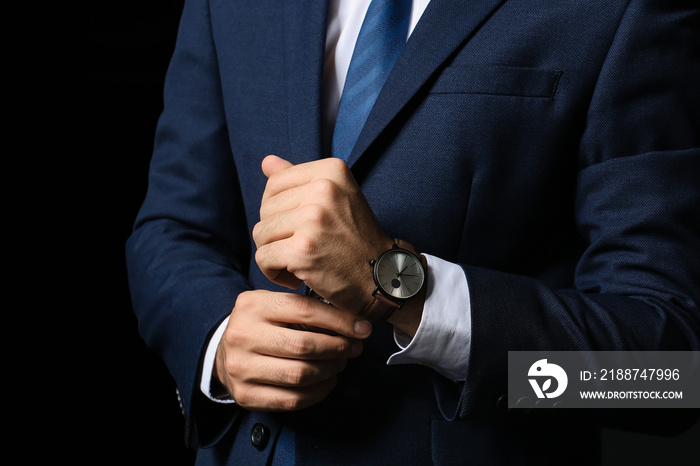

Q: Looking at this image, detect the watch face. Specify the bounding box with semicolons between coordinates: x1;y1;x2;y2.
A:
374;249;425;300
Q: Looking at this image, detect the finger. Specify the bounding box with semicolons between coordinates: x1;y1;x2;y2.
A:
254;202;329;249
261;163;313;205
229;291;371;350
260;155;300;205
258;183;303;220
260;178;344;222
265;268;304;290
261;154;294;178
241;353;349;387
261;157;349;204
232;377;338;412
252;209;297;247
264;293;373;340
260;327;363;361
254;239;306;288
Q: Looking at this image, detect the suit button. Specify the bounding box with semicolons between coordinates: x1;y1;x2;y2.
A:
251;423;270;450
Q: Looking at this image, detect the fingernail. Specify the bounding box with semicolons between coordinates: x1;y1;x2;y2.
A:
355;319;371;336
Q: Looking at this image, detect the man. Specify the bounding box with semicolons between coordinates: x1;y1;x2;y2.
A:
126;0;700;464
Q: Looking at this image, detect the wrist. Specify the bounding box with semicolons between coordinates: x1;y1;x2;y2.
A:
386;282;426;338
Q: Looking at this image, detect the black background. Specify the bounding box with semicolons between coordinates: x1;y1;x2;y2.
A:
81;1;195;464
81;1;698;464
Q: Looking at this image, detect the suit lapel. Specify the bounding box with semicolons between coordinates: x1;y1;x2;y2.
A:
345;0;508;169
283;1;330;165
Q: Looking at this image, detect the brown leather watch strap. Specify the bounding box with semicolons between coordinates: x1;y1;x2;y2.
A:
393;238;416;254
357;290;402;323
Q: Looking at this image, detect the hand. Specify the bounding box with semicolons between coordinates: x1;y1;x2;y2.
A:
215;290;372;411
253;155;394;312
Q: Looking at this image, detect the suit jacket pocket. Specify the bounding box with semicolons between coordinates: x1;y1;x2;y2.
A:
430;64;562;98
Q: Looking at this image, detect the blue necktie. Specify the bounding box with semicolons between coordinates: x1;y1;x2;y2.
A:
331;0;411;161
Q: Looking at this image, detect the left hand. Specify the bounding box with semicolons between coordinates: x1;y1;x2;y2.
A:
253;155;394;313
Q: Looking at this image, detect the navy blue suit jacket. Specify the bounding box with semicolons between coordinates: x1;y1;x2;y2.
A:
126;0;700;464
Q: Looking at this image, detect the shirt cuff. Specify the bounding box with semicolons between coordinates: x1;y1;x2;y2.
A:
387;254;471;381
201;316;236;403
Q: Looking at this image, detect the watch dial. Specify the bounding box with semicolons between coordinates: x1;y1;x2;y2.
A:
375;249;425;299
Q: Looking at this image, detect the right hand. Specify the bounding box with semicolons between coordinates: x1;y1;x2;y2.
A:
253;155;394;313
215;289;372;411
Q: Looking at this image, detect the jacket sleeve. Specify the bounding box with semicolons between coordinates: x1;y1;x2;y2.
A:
438;0;700;429
125;0;246;447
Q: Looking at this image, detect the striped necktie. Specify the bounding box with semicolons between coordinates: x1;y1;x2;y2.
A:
331;0;411;161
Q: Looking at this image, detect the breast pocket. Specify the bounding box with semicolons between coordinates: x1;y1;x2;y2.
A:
429;64;562;99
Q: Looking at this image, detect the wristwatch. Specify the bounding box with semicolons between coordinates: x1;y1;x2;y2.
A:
358;239;426;323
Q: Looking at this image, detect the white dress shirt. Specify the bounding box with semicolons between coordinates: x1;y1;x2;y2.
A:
201;0;472;402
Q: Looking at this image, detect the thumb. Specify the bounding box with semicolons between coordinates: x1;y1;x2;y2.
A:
262;154;294;178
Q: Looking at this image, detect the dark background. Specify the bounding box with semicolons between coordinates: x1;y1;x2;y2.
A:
81;1;195;464
83;1;698;464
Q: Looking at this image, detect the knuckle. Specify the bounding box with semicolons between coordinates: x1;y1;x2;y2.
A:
251;221;263;243
266;172;283;194
259;198;273;220
279;394;304;411
327;157;348;174
222;325;240;346
288;334;313;356
221;327;250;364
284;364;312;386
290;296;315;322
228;291;266;336
302;203;327;226
234;290;255;310
332;312;350;334
254;246;266;265
270;289;295;313
293;234;317;258
312;178;340;201
232;384;253;406
334;337;351;354
287;266;308;284
224;356;242;379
